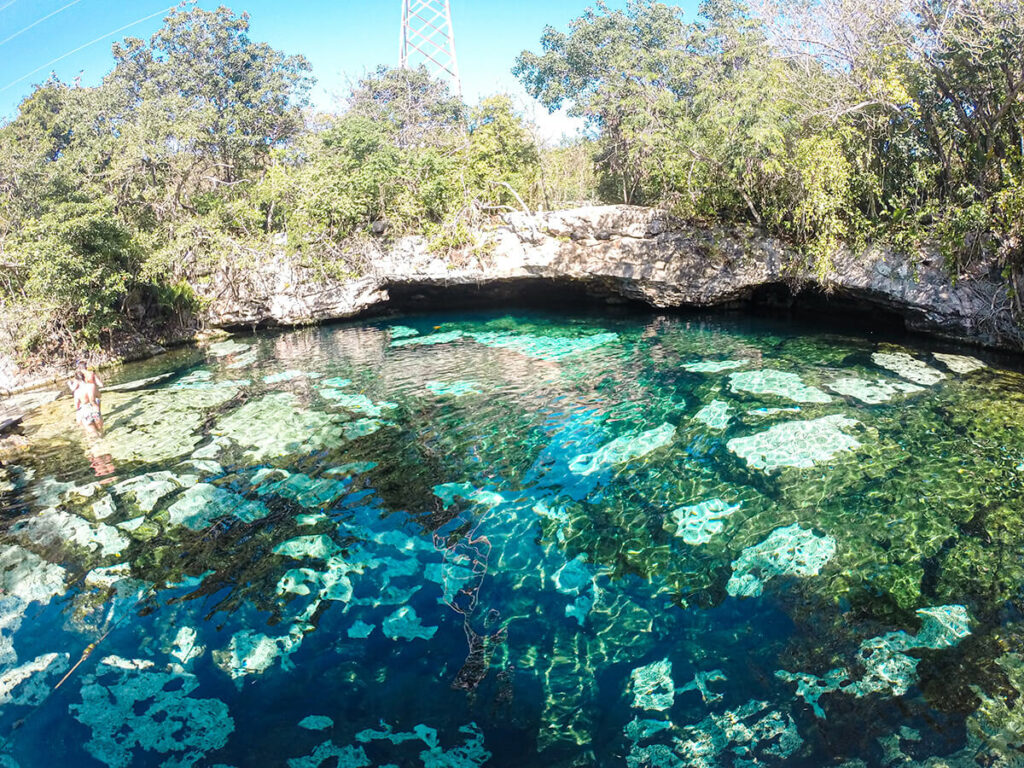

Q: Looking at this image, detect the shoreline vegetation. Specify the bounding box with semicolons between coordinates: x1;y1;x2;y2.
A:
2;0;1024;379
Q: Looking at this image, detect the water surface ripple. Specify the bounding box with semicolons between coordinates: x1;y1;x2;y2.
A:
3;311;1024;767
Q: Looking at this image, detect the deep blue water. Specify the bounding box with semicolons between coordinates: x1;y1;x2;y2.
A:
1;310;1023;767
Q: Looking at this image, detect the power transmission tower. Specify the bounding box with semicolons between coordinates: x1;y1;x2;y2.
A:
399;0;461;96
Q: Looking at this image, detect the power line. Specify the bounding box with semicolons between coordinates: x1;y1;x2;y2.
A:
0;0;84;49
0;1;19;14
0;5;174;95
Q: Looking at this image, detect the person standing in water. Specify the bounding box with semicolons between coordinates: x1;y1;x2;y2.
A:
69;365;104;436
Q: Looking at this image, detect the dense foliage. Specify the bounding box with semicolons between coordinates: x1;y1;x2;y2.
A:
2;0;1024;360
515;0;1024;280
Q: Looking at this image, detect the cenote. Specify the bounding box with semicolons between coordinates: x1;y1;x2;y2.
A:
4;307;1024;767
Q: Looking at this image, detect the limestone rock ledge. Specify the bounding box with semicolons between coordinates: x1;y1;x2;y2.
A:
199;205;1023;352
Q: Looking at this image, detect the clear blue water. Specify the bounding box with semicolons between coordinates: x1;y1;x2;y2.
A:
3;310;1024;767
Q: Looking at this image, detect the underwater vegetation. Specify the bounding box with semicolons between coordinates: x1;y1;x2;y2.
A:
2;311;1024;766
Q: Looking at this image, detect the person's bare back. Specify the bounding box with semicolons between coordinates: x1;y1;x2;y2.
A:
70;371;104;434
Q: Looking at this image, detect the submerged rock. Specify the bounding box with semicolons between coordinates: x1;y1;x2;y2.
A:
630;659;675;711
693;400;732;430
569;422;676;475
727;524;837;597
70;657;234;767
871;351;946;386
671;499;741;545
166;483;270;529
727;414;861;472
681;359;747;373
425;380;483;397
777;605;972;717
466;330;619;361
827;376;924;404
933;352;986;374
382;606;438;641
729;369;832;403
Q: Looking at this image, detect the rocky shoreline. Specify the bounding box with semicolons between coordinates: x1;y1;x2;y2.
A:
201;205;1023;352
3;205;1020;406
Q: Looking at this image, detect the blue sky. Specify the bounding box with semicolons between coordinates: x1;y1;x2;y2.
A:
0;0;700;140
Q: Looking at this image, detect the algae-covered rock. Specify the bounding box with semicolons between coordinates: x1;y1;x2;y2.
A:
729;369;832;403
727;414;861;472
726;523;836;597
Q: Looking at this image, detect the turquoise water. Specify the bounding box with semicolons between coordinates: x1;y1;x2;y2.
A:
4;310;1024;767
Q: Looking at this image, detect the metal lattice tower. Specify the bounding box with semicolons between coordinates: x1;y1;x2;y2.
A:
399;0;461;96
